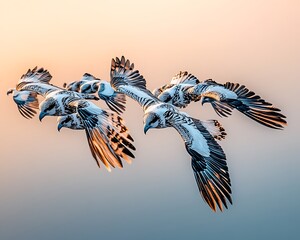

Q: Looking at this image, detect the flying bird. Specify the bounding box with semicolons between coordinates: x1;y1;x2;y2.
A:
37;86;135;171
8;67;135;172
154;71;287;129
110;56;232;212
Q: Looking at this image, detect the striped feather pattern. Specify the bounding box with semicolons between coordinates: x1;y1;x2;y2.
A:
191;119;232;212
9;90;39;119
99;92;126;114
111;56;158;109
111;56;145;90
170;71;200;85
77;103;135;171
170;112;232;212
223;82;287;129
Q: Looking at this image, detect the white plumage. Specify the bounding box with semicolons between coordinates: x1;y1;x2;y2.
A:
110;56;232;211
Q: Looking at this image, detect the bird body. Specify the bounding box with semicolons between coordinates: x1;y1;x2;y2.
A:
8;66;135;172
80;80;100;93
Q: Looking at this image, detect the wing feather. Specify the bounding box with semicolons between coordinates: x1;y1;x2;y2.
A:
110;56;159;109
170;71;200;85
76;101;135;170
170;113;232;212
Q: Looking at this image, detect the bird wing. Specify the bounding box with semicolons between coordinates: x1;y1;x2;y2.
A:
191;80;287;129
152;71;199;98
15;67;60;97
76;100;135;171
110;56;159;110
17;67;52;85
168;112;232;211
13;90;39;119
170;71;200;85
99;90;126;115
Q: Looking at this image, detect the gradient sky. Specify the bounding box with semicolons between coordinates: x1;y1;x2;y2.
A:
0;1;299;239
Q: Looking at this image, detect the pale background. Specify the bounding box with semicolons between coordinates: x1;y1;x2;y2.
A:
0;1;299;239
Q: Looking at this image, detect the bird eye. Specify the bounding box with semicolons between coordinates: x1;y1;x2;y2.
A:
46;102;56;111
149;115;159;125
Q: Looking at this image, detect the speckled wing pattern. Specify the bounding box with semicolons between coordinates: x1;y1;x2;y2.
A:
76;101;135;171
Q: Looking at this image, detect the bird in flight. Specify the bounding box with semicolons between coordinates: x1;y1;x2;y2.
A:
8;66;135;172
109;56;232;212
153;71;287;129
7;57;287;212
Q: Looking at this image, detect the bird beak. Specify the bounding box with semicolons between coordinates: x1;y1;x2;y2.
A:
57;123;63;132
143;125;150;134
39;112;46;122
7;89;13;95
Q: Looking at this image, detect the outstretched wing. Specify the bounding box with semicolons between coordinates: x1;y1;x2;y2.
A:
152;84;173;97
192;80;287;129
153;71;199;99
17;67;52;86
9;90;39;119
110;56;159;110
76;100;135;171
170;71;200;85
169;112;232;212
16;67;60;97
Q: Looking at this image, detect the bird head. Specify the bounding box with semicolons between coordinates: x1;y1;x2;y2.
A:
57;115;71;131
57;114;76;131
39;97;57;121
143;112;160;134
57;114;84;131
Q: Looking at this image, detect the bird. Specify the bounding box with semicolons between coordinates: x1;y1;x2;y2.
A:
37;87;135;171
64;73;126;114
109;56;232;212
154;71;287;129
9;66;135;172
